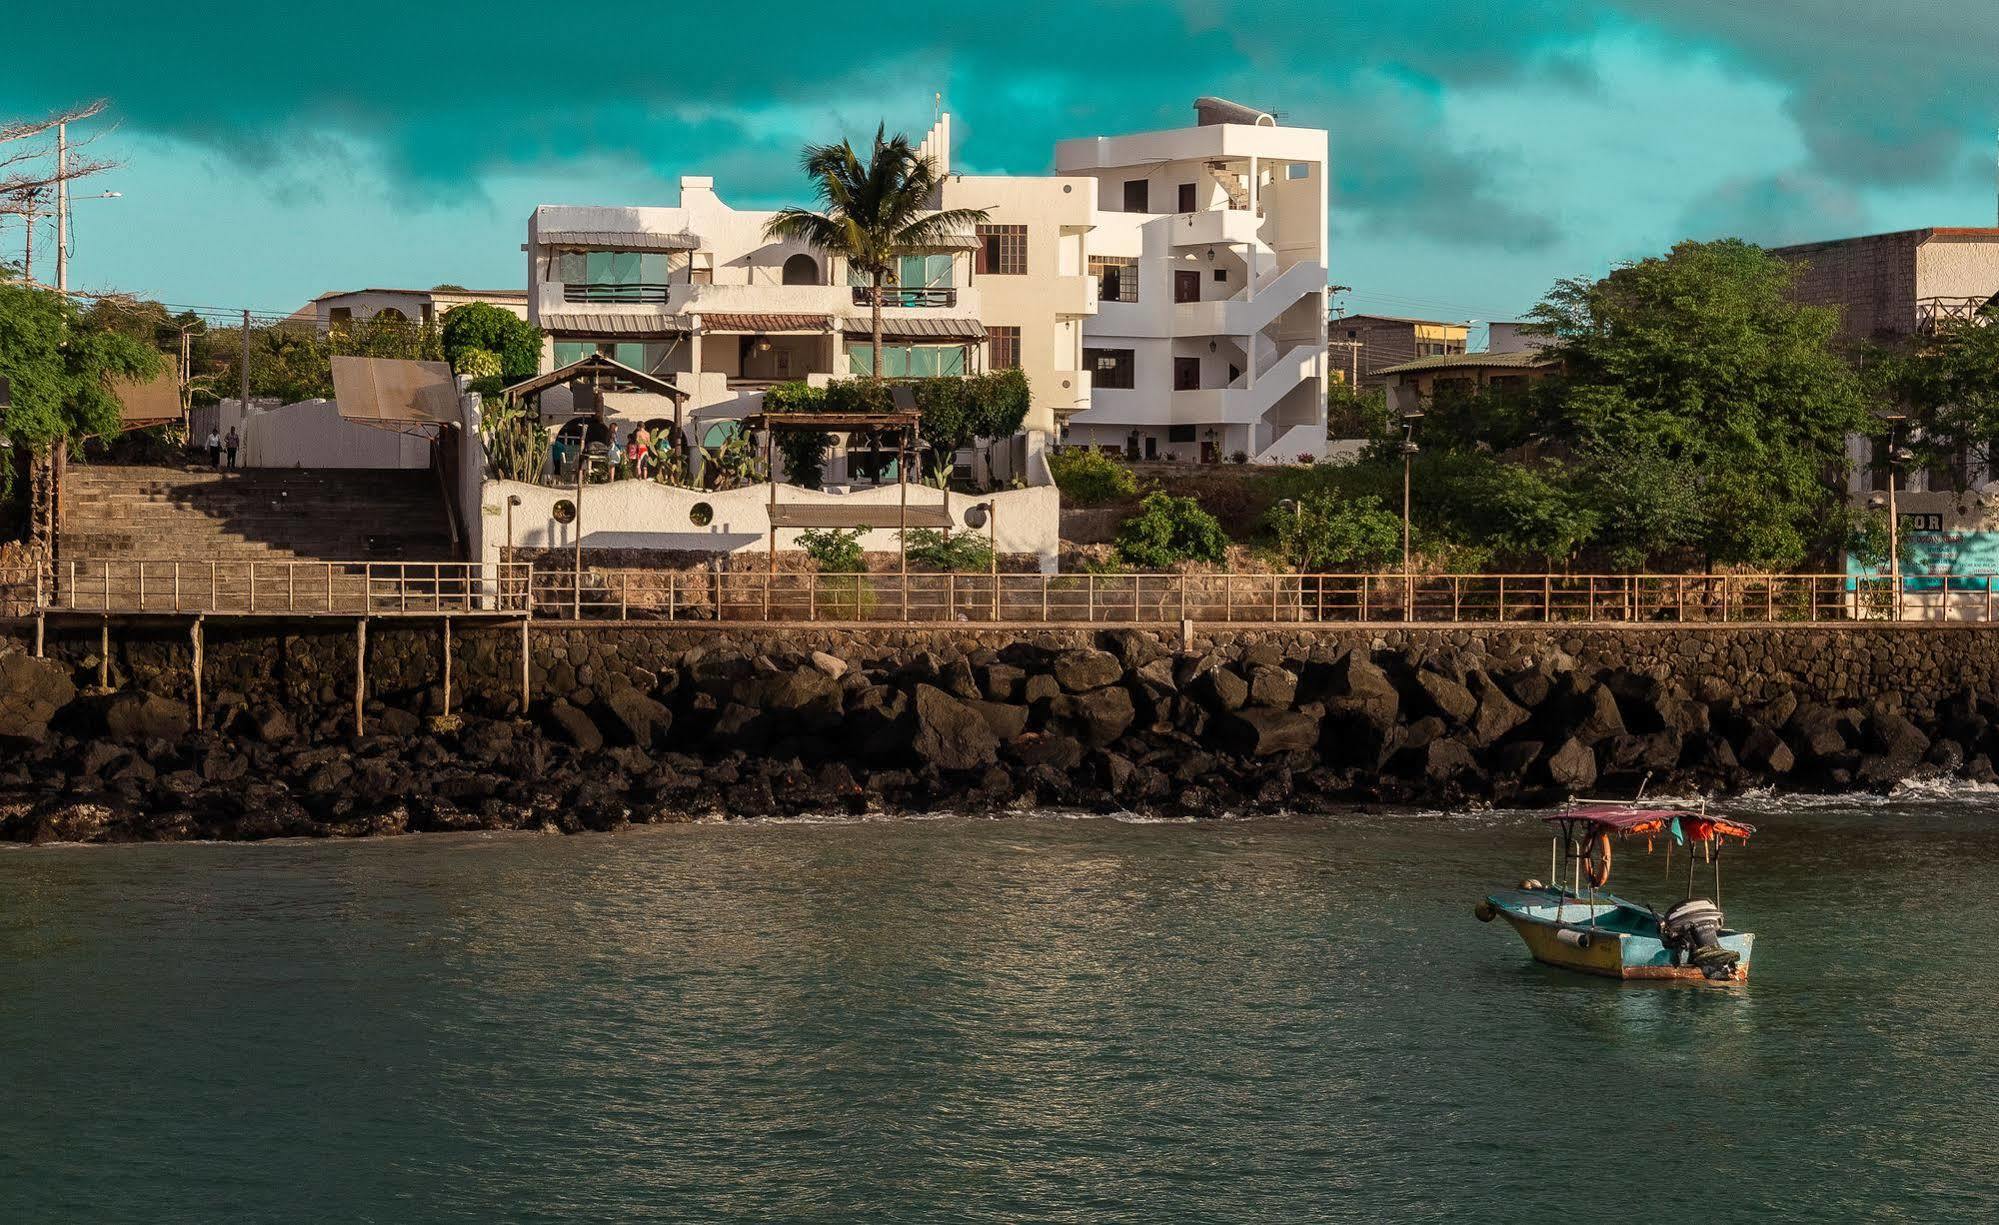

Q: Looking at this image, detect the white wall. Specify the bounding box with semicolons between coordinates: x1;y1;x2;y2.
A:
221;399;433;469
478;478;1060;573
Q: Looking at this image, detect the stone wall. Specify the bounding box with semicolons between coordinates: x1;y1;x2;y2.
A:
2;619;1994;842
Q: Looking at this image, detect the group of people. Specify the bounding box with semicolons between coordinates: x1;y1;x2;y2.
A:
204;427;241;469
552;422;677;482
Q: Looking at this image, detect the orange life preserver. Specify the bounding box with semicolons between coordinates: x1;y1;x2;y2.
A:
1584;831;1613;888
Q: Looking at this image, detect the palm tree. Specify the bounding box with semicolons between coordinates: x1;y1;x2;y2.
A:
764;127;989;381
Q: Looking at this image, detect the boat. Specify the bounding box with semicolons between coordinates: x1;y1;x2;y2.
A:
1474;800;1757;983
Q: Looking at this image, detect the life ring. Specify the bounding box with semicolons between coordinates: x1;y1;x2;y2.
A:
1474;901;1497;923
1584;831;1613;888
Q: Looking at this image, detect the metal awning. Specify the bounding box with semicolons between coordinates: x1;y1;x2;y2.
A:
768;504;952;529
504;353;687;402
538;229;700;251
700;312;832;334
538;313;689;336
842;316;987;340
330;357;463;434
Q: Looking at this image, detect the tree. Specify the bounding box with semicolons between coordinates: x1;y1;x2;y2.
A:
1864;311;1999;490
1267;493;1402;572
764;126;989;379
1114;492;1229;569
1528;239;1870;568
2;101;117;283
0;282;162;450
1326;380;1389;440
440;302;543;379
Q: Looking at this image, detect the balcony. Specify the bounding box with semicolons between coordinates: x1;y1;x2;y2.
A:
853;286;957;309
564;283;673;305
1170;208;1263;249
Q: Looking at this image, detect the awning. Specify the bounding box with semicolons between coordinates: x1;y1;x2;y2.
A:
108;370;182;430
842;316;987;340
768;504;953;529
700;312;832;334
538;229;700;251
504;353;687;402
538;313;689;336
330;356;463;433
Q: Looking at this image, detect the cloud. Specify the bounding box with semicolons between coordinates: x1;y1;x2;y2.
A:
1679;170;1870;247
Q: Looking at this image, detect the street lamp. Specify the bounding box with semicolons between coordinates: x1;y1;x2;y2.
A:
56;190;121;294
1399;410;1423;621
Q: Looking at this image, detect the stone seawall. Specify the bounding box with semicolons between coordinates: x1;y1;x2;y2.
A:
1;620;1992;841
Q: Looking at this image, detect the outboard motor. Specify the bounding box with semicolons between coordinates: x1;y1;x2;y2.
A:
1660;899;1740;981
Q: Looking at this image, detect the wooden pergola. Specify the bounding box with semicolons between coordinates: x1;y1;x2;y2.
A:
743;408;931;581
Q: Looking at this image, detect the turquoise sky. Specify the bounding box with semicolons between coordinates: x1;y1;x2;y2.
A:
5;2;1993;329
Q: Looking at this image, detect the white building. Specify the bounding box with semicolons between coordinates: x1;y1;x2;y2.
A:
524;113;1096;484
1054;97;1329;464
292;287;529;328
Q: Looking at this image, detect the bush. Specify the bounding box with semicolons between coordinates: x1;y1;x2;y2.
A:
798;526;866;573
1049;448;1139;505
1229;450;1249;464
440;302;543;379
454;347;502;380
1266;493;1402;572
765;381;832;488
904;528;993;572
1114;492;1229;569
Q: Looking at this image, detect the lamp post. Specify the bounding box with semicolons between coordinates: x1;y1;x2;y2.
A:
1399;410;1423;621
55;189;121;295
1872;413;1912;619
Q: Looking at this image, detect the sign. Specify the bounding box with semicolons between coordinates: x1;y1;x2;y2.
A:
1899;512;1944;533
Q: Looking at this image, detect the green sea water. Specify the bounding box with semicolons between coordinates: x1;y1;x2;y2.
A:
3;795;1995;1223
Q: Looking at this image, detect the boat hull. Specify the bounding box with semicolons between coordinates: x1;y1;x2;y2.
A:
1484;888;1754;983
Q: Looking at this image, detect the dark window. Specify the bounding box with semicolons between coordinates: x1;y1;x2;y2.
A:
1085;347;1135;390
1213;268;1228;282
1177;183;1197;212
1090;256;1138;303
1168;424;1197;444
1228;364;1241;383
780;253;820;285
1174;270;1201;303
975;224;1027;275
1173;357;1201;390
1869;436;1890;492
987;325;1021;370
1122;179;1149;212
1144;435;1158;460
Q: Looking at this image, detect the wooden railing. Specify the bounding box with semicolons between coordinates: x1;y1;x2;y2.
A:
0;562;533;617
4;566;1992;624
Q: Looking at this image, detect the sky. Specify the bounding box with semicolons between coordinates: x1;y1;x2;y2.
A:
4;1;1995;332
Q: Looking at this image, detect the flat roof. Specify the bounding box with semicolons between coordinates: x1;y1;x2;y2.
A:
1374;350;1559;376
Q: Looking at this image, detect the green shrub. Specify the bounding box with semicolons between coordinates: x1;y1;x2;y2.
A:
798;526;866;573
904;528;994;572
1266;493;1402;572
1114;492;1229;569
1049;448;1139;505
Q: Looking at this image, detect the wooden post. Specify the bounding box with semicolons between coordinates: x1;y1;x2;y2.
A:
190;616;205;729
519;616;531;712
990;502;1000;622
99;618;110;690
766;422;776;621
440;616;454;718
354;618;367;737
899;424;911;622
34;612;44;658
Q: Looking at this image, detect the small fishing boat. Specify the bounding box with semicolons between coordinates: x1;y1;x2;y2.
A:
1474;800;1757;983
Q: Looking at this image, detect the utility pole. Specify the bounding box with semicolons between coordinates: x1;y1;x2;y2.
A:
240;308;252;413
21;193;35;284
55;123;68;294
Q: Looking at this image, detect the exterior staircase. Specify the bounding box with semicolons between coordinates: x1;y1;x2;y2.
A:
59;464;457;565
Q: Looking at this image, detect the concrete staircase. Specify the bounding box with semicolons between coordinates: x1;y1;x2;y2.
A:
59;464;458;565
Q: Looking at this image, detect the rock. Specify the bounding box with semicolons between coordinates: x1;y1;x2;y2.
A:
911;684;1000;771
758;668;841;716
1421;737;1479;782
1545;738;1598;790
981;663;1026;702
809;651;847;680
1738;724;1795;775
1499;666;1553;710
0;653;76;743
1325;650;1399;727
1051;686;1136;747
546;700;604;752
966;700;1030;742
1865;710;1931;766
1489;740;1543;779
102;693;190;744
1248;666;1298;709
1194;667;1250;712
1786;703;1849;760
252;706;296;744
1416;669;1477;723
1133;658;1178;694
1570;684;1626;744
1102;628;1163;670
605;689;671;748
1023;673;1060;705
1053;648;1124;693
1222;708;1320;757
1013;735;1084;771
1468;690;1530;747
378;707;422;738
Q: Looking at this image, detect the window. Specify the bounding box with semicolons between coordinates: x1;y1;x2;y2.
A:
845;343;967;378
976;224;1027;275
1144;435;1158;460
1168;424;1197;444
1173;357;1201;391
1177;183;1197;212
780;253;820;285
552;340;674;374
987;326;1021;370
1286;162;1312;180
1085;347;1135;390
1174;270;1201;303
1122;179;1149;212
1212;268;1227;282
852;255;954;289
555;249;674;300
1090;256;1138;303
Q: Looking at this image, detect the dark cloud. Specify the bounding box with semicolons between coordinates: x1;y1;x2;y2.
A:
1679;170;1869;247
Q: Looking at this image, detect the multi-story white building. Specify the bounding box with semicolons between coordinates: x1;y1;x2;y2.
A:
1054;97;1329;464
290;287;529;328
524;114;1096;482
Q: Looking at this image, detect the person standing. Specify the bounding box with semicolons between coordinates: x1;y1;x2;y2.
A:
206;428;222;469
632;425;652;479
224;426;241;469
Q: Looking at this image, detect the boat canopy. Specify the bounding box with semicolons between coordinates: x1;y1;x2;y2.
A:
1543;804;1755;841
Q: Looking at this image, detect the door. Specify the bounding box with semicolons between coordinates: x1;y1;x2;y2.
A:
1123;179;1149;212
1177;183;1197;212
1173;356;1201;391
1174;270;1201;303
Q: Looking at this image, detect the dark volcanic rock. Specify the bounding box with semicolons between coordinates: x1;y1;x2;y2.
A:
546;700;605;752
101;693;191;744
911;684;999;771
1222;708;1320;757
1053;648;1123;693
0;653;76;743
1416;670;1477;724
1194;666;1249;712
1545;737;1598;791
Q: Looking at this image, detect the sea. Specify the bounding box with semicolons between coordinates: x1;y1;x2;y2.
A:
4;789;1995;1222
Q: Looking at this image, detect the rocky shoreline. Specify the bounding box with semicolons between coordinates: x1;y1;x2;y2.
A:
2;622;1989;843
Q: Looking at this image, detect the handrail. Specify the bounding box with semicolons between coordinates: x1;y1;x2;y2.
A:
3;566;1989;625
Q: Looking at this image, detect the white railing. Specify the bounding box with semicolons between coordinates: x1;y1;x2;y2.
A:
0;562;533;617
